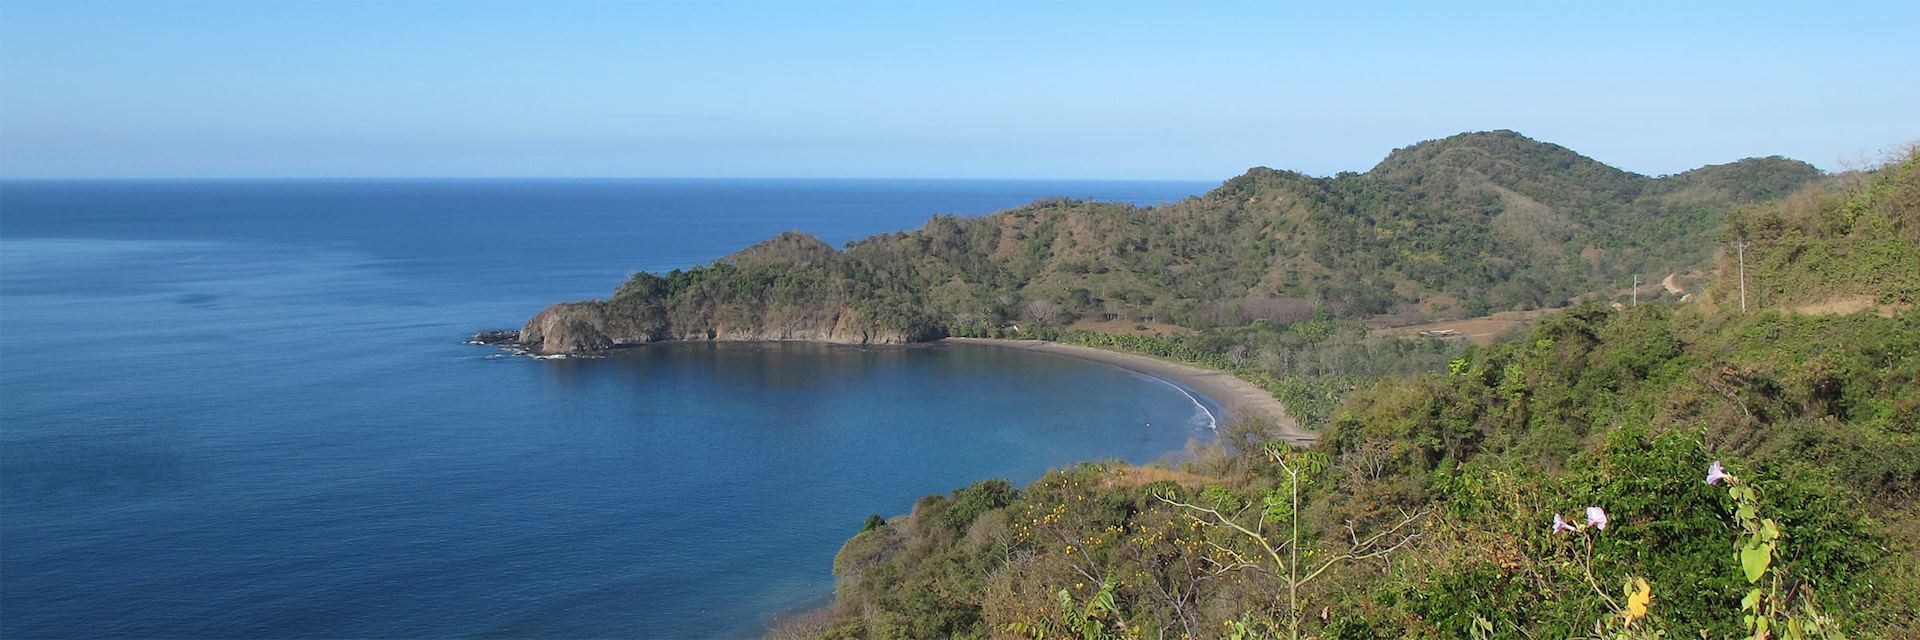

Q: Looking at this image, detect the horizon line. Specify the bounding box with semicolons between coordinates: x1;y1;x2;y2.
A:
0;174;1227;183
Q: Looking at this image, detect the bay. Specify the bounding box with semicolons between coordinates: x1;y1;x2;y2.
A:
0;178;1213;638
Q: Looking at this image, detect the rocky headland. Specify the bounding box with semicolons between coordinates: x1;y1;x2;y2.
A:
481;131;1823;358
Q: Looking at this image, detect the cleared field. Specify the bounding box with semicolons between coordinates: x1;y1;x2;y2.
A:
1380;309;1547;345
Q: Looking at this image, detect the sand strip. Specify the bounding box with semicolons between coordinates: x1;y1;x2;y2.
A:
943;338;1316;444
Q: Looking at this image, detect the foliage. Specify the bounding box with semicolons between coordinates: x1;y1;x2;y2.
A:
1047;317;1462;428
557;131;1820;348
1006;579;1133;640
755;144;1920;639
1715;145;1919;309
793;295;1918;639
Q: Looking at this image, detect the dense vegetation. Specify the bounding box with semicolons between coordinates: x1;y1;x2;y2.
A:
1715;146;1920;310
962;319;1459;428
526;131;1826;432
528;131;1820;353
774;150;1920;639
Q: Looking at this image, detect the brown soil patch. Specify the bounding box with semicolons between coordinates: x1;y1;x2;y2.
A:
1382;309;1546;345
1791;296;1910;317
1662;273;1685;295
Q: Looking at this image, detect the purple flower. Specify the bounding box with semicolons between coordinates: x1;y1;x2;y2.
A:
1707;461;1733;486
1551;513;1578;534
1586;507;1609;530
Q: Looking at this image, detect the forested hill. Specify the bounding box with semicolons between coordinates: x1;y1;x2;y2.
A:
510;131;1820;354
772;145;1920;640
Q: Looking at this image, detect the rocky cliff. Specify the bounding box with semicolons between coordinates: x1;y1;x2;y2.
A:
489;231;932;355
505;298;914;355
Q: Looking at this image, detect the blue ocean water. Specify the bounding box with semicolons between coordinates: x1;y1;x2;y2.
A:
0;179;1215;638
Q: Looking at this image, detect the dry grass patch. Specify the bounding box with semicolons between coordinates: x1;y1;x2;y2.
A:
1099;465;1219;490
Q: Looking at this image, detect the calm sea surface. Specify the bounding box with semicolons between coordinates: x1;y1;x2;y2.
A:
0;179;1215;638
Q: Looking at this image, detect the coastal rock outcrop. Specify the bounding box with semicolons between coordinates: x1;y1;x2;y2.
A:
483;230;940;356
520;303;618;353
497;299;917;356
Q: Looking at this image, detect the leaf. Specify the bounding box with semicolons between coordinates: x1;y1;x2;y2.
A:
1623;578;1652;623
1741;543;1774;583
1743;588;1764;611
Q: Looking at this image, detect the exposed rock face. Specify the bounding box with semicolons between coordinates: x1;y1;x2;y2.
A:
469;330;520;345
520;303;618;354
487;229;938;356
506;299;914;355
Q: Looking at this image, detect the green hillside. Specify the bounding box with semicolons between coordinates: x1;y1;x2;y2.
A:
1712;146;1920;310
511;131;1821;355
775;150;1920;639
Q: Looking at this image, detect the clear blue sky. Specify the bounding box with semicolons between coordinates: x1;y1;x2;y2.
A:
1;1;1915;180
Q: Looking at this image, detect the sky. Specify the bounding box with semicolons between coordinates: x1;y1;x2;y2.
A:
1;1;1915;180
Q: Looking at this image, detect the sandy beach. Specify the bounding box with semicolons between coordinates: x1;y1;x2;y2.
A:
943;338;1317;445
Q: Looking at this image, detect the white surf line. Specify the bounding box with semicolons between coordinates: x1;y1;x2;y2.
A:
950;339;1224;432
1143;374;1219;432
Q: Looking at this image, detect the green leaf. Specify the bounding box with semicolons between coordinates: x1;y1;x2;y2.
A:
1741;544;1773;583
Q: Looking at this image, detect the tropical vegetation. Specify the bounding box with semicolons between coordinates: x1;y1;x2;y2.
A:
522;131;1822;356
771;146;1919;639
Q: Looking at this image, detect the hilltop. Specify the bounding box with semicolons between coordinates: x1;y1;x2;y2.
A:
503;130;1821;356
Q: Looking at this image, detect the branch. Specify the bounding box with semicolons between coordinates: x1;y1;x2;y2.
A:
1155;491;1288;572
1296;509;1428;587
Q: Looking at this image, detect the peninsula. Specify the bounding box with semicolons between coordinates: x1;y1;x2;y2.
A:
489;131;1819;358
482;130;1827;431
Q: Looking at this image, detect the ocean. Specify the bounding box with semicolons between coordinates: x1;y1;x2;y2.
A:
0;178;1216;638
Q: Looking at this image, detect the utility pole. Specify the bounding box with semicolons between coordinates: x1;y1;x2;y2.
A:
1632;274;1638;307
1733;237;1749;313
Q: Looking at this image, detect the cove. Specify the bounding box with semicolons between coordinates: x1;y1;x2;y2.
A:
0;178;1212;638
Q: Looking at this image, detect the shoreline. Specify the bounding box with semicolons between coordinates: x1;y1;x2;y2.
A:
475;330;1320;444
943;338;1316;445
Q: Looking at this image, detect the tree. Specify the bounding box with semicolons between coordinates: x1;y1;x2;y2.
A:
1156;443;1426;640
1025;299;1067;326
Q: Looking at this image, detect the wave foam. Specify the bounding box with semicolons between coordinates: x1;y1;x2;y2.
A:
1145;376;1218;432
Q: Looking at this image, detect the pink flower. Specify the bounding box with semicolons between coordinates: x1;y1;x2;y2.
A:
1586;507;1609;530
1707;461;1734;486
1551;513;1578;534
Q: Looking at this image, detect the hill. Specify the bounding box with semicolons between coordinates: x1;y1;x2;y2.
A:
503;131;1822;355
774;147;1920;640
1710;144;1919;312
